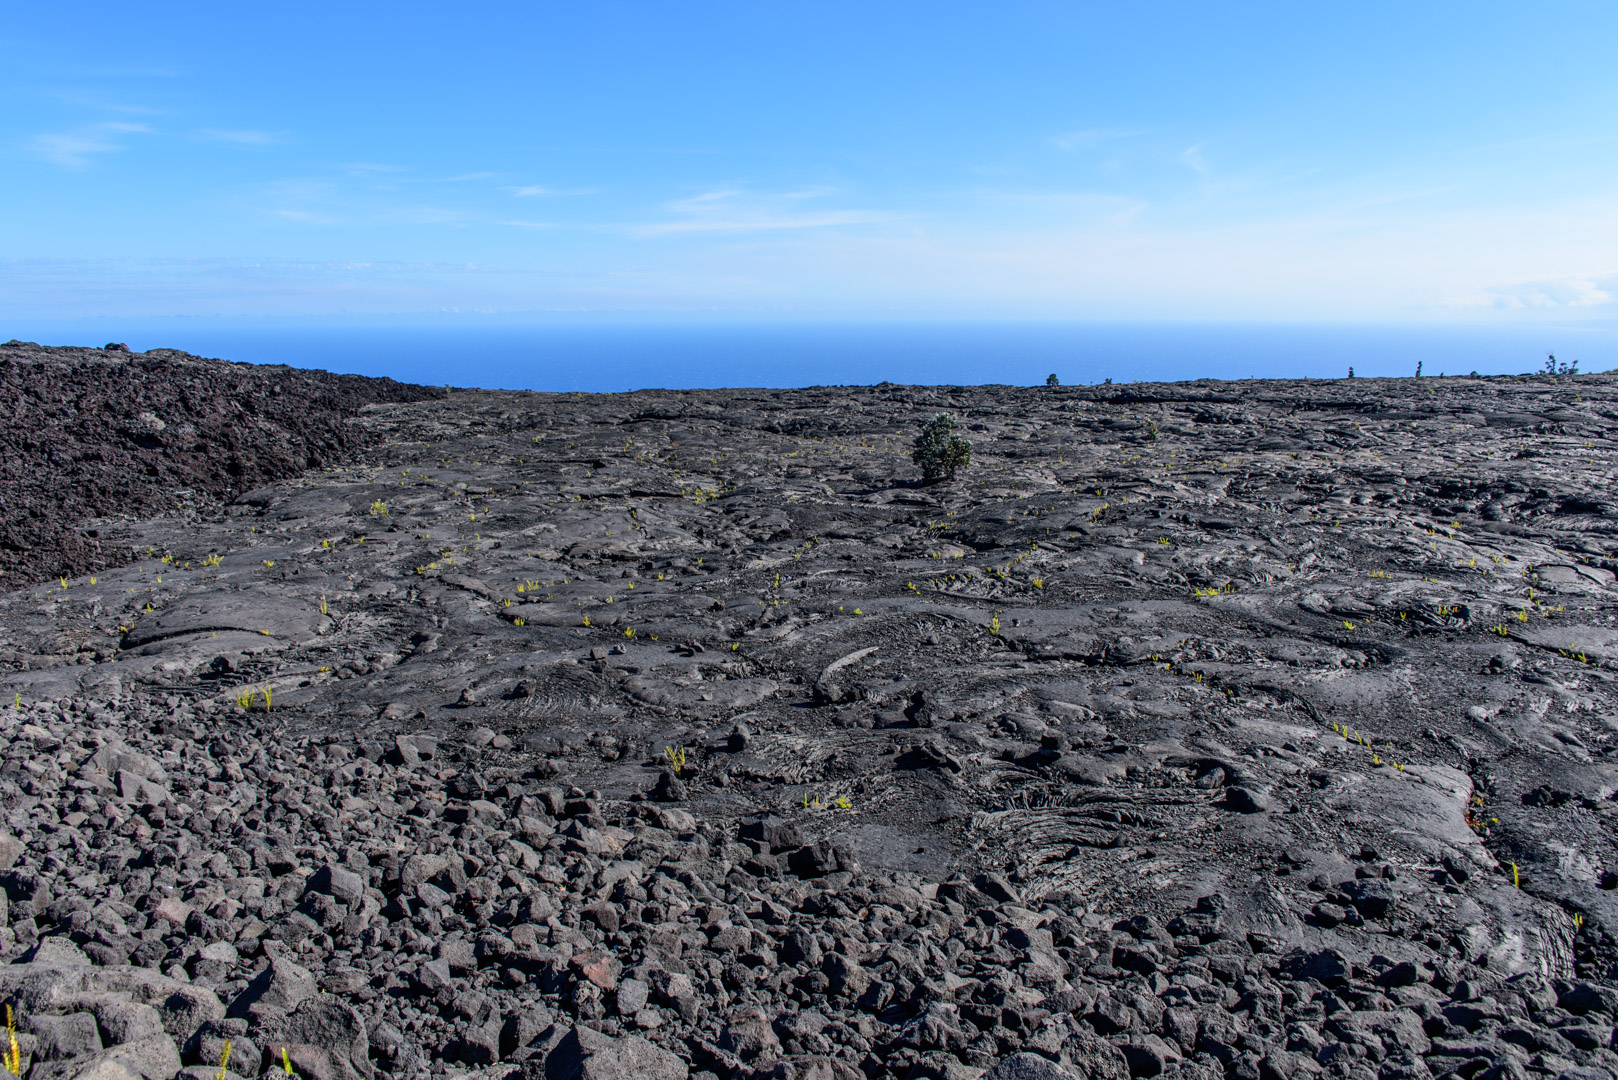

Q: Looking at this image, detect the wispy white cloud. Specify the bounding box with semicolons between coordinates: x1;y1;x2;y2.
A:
1449;272;1618;310
270;208;336;224
253;179;342;224
505;183;596;197
252;176;478;228
1180;143;1210;174
197;128;281;145
57;62;183;80
48;92;162;116
27;122;153;167
392;172;501;185
965;189;1147;230
382;206;469;226
1050;127;1144;152
637;188;885;235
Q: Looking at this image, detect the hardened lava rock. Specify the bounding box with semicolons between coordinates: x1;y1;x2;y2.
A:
0;340;441;587
2;355;1617;1080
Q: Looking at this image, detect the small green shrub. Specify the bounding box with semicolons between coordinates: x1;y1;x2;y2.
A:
1045;373;1059;387
1544;353;1578;376
912;413;972;484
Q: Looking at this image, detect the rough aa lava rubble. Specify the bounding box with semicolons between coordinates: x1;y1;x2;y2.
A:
2;343;1618;1080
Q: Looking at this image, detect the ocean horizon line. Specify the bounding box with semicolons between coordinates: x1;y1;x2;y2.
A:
9;318;1615;394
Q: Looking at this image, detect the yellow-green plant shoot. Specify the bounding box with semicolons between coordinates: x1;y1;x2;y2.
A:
4;1005;19;1077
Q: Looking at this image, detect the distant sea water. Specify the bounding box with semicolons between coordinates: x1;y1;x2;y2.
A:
14;321;1616;392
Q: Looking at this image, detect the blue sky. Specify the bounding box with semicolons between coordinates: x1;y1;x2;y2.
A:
4;2;1617;324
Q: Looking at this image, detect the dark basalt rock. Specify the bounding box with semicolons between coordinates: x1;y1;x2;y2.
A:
1223;785;1271;813
738;814;804;853
1;356;1617;1080
0;342;440;586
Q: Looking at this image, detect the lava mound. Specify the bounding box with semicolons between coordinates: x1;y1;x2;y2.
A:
0;341;441;586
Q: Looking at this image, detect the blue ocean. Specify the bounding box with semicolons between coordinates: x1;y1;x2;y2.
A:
13;320;1614;392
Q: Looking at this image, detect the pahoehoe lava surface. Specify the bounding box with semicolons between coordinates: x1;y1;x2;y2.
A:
3;350;1618;1080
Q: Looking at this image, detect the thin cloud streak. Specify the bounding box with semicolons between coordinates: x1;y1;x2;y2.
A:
270;208;336;224
47;92;163;116
635;189;887;236
639;210;886;235
960;188;1148;230
505;184;597;197
196;128;281;145
1050;127;1144;151
1449;272;1618;311
27;122;152;167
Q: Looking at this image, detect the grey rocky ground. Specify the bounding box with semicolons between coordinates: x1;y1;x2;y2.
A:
3;354;1618;1080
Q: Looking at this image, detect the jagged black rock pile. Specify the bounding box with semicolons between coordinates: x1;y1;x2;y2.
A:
5;706;1618;1080
2;356;1617;1080
0;341;441;587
